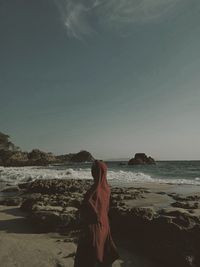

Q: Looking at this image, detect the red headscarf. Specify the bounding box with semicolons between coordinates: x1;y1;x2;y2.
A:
85;160;110;223
83;160;118;264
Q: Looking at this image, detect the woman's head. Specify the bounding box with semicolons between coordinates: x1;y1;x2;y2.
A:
91;160;107;184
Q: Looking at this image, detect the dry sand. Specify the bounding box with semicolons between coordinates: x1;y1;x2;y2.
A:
0;205;156;267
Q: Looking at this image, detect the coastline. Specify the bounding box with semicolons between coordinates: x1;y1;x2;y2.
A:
0;179;200;267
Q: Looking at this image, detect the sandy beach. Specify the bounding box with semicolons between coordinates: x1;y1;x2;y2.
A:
0;205;158;267
0;179;200;267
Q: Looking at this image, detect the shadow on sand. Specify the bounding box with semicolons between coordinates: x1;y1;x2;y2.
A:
0;207;37;234
0;207;160;267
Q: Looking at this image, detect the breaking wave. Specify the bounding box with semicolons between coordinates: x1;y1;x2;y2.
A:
0;165;200;186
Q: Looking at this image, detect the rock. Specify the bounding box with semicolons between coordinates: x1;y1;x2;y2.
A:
32;205;64;212
18;182;32;190
56;150;94;163
171;194;200;202
118;162;126;166
60;207;79;228
28;149;58;165
1;144;94;166
20;193;42;211
0;148;60;167
0;150;29;166
29;206;78;232
159;208;199;229
1;186;20;193
128;153;156;165
131;207;155;220
0;197;22;206
172;201;199;210
5;151;29;166
56;153;74;162
26;179;91;194
70;150;95;162
30;210;62;231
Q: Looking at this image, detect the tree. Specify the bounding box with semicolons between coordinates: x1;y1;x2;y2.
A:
0;132;19;151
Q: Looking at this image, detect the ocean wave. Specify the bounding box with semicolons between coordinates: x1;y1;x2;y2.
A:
0;166;200;186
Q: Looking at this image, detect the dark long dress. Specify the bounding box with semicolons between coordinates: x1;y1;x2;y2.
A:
74;161;119;267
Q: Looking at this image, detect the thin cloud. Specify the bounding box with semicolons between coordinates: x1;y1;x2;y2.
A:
54;0;94;39
54;0;185;38
100;0;183;24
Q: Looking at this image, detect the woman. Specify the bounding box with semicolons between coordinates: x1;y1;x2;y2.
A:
74;160;119;267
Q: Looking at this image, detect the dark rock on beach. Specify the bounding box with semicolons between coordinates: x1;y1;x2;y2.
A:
0;197;22;206
25;179;91;194
1;185;20;193
128;153;156;165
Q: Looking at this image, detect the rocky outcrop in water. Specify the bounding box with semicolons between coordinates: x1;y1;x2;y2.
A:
128;153;156;165
56;150;95;163
69;150;95;162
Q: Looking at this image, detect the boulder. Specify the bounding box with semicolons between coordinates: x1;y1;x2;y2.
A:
0;150;28;166
70;150;94;162
26;179;91;194
30;210;62;231
56;150;94;163
128;153;156;165
29;206;78;232
1;185;20;193
5;151;29;166
0;197;22;206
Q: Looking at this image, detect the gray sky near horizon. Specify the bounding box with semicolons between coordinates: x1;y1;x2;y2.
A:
0;0;200;160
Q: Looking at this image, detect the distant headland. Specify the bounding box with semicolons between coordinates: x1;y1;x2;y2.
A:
0;132;95;166
0;132;155;167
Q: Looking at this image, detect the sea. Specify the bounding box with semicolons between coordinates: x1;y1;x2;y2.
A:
0;161;200;188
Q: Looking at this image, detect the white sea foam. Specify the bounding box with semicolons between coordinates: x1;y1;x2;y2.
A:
0;166;200;186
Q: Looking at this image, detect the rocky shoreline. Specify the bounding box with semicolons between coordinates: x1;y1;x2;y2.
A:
0;149;95;167
0;179;200;267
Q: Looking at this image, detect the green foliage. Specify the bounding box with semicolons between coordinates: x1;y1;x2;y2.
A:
0;132;19;151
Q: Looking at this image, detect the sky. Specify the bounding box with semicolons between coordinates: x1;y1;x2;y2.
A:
0;0;200;160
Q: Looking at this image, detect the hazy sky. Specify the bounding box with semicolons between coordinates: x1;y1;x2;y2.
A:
0;0;200;160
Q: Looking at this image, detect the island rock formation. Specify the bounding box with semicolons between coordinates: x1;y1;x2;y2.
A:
128;153;156;165
56;150;95;163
